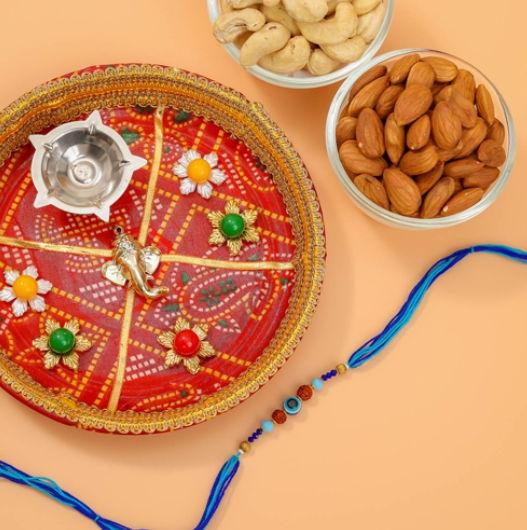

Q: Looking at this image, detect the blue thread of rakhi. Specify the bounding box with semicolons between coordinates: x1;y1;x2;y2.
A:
1;244;526;530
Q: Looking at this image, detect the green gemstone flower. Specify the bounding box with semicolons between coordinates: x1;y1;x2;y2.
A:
207;200;259;256
32;318;92;371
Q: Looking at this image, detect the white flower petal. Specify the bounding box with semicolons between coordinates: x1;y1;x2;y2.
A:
180;178;197;195
204;153;218;168
179;150;200;166
186;150;201;161
29;295;46;312
0;287;15;302
12;299;28;317
197;182;213;199
210;168;227;185
37;279;53;295
172;164;188;178
175;155;190;170
4;270;19;285
23;266;38;279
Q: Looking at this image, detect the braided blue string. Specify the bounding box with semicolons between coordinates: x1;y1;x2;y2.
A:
194;454;240;530
1;244;526;530
0;460;133;529
348;244;527;368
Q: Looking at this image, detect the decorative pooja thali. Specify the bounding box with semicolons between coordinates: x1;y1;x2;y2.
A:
0;64;325;434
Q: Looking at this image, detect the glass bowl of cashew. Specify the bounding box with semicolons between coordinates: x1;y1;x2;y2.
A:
208;0;394;89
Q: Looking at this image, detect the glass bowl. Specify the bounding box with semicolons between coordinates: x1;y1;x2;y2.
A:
325;48;516;229
207;0;394;89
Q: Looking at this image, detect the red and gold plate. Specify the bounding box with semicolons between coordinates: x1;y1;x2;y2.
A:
0;65;325;434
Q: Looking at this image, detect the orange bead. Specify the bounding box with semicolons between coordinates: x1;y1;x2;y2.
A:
12;275;38;301
187;159;211;184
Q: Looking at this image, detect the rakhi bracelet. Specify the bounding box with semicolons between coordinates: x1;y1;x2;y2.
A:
2;244;527;530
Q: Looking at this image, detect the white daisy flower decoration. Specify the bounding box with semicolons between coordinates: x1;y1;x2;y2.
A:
0;266;52;317
172;150;227;199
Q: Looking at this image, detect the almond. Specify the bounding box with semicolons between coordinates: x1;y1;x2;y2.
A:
437;140;464;162
353;174;389;209
349;64;388;100
432;101;462;149
399;144;439;176
407;114;431;151
455;118;488;159
441;187;484;216
336;116;358;146
384;113;405;165
406;61;435;88
375;84;404;119
462;166;500;189
453;179;463;192
356;108;385;158
348;75;389;117
434;85;453;104
423;56;458;82
452;69;476;103
487;119;505;145
432;82;447;96
477;139;506;167
448;89;478;129
394;84;433;126
421;177;456;218
339;140;387;177
444;158;484;178
415;161;445;194
476;84;495;126
383;167;422;215
389;53;421;84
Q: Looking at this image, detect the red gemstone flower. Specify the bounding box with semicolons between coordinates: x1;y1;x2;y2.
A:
158;317;216;374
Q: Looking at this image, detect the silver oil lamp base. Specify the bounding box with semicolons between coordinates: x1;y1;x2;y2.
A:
30;110;146;222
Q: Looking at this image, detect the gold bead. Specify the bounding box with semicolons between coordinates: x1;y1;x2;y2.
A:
336;363;348;375
239;441;251;454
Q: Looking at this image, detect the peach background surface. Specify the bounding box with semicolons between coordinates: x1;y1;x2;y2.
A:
1;1;526;529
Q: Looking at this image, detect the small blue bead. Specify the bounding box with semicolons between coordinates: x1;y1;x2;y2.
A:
262;420;274;433
257;428;263;435
283;395;302;415
312;378;324;391
331;370;337;376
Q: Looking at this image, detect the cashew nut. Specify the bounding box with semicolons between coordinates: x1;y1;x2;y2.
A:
358;1;385;43
259;36;311;73
297;3;358;46
282;0;328;23
327;0;351;13
352;0;381;15
239;22;291;66
307;49;342;75
321;35;367;63
214;8;266;43
261;5;300;36
228;0;281;7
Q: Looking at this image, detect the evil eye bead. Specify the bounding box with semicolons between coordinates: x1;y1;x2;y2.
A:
283;395;302;416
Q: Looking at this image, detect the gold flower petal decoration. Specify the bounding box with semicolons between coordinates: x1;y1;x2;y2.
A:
207;200;260;256
158;317;216;374
32;317;92;371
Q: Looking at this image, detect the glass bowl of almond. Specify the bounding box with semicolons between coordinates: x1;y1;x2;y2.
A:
326;48;516;228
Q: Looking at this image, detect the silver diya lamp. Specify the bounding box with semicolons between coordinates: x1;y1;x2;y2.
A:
30;110;146;222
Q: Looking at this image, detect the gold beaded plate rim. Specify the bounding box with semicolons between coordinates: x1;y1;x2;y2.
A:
0;64;326;434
